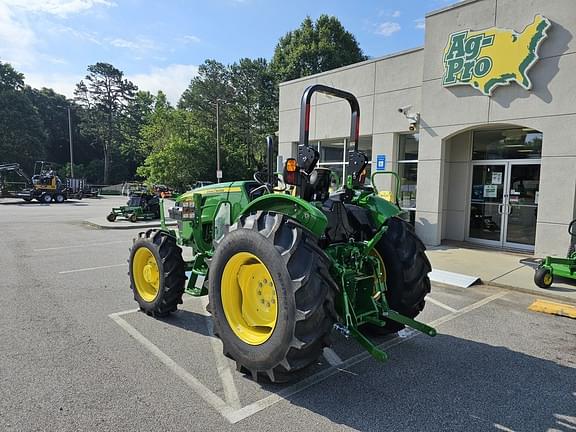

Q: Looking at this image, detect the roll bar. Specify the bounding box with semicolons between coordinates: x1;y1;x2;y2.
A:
299;84;360;152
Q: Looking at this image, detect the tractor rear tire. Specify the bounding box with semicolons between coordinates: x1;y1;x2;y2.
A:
534;266;553;289
129;230;186;317
41;193;52;203
209;212;336;383
129;213;138;223
371;217;432;334
55;194;65;203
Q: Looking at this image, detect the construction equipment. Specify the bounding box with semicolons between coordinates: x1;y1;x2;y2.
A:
107;191;160;222
128;84;435;382
534;219;576;288
1;161;85;202
0;163;31;197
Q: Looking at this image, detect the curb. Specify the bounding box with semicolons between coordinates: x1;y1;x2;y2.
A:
484;280;576;306
83;220;177;230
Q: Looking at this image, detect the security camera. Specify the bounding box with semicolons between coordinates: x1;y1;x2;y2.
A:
407;113;420;131
397;105;412;114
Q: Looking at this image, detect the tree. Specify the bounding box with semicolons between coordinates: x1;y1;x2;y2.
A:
74;63;137;184
120;90;155;175
0;62;46;170
271;15;367;82
137;109;216;189
228;58;277;169
0;61;25;91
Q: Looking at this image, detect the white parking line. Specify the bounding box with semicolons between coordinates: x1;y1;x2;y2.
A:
109;313;236;421
425;295;458;313
35;240;126;252
109;290;508;424
200;297;242;410
59;263;126;274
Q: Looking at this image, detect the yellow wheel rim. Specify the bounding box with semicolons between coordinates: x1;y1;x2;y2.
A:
132;247;160;302
221;252;278;345
543;272;553;286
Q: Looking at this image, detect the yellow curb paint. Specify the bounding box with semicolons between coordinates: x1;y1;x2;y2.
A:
528;299;576;319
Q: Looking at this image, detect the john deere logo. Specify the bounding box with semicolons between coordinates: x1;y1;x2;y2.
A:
443;15;551;96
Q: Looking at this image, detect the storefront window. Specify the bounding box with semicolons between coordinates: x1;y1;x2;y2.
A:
313;136;372;187
473;128;542;160
398;134;419;211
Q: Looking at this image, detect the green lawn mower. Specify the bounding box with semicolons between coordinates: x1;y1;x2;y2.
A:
107;192;160;223
534;219;576;288
127;84;435;382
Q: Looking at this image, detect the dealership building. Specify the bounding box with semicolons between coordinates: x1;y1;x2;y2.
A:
278;0;576;256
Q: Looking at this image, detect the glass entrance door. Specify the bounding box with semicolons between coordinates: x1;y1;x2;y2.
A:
468;164;506;245
503;163;540;248
467;161;540;250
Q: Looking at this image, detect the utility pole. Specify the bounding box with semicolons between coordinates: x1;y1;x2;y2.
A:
67;106;74;177
216;99;221;183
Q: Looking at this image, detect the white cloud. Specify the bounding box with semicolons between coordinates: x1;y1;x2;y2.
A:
415;18;425;30
375;22;401;37
182;35;201;44
0;0;113;67
108;37;157;52
0;3;36;66
128;64;199;105
24;71;83;98
3;0;115;18
391;10;401;18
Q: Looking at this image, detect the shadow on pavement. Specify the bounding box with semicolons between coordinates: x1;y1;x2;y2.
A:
157;309;212;338
282;334;576;431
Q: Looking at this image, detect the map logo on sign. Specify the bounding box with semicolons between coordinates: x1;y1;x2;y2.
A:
442;15;551;96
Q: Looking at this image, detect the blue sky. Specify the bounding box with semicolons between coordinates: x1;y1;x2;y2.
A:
0;0;458;104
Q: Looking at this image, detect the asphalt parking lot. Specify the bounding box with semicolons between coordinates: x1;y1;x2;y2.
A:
1;196;575;432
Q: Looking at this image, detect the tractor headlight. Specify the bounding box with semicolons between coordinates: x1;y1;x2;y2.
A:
169;200;195;220
182;200;195;219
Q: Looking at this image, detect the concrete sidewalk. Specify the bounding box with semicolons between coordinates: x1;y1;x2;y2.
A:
426;243;576;304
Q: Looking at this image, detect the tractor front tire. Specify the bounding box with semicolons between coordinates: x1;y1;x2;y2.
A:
372;217;432;334
41;193;52;203
107;212;117;222
209;212;336;382
129;213;138;223
129;230;186;317
534;266;553;289
55;194;65;203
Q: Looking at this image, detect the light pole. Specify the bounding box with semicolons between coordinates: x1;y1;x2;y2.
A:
67;106;74;177
216;99;221;183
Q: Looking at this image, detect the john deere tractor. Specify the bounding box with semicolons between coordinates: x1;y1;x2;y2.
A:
128;85;435;382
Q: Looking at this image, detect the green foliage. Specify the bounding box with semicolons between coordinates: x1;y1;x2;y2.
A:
271;15;367;82
120;90;155;174
0;61;25;91
137;111;216;189
0;63;47;171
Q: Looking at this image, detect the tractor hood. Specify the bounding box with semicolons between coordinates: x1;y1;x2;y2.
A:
177;182;240;202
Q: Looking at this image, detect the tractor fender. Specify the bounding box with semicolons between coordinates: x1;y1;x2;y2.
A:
237;194;327;238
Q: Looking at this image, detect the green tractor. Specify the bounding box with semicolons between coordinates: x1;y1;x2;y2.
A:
107;191;160;223
128;85;435;382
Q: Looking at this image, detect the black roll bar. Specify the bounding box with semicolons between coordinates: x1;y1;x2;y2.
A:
299;84;360;152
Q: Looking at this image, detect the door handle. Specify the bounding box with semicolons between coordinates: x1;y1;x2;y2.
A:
498;204;503;214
